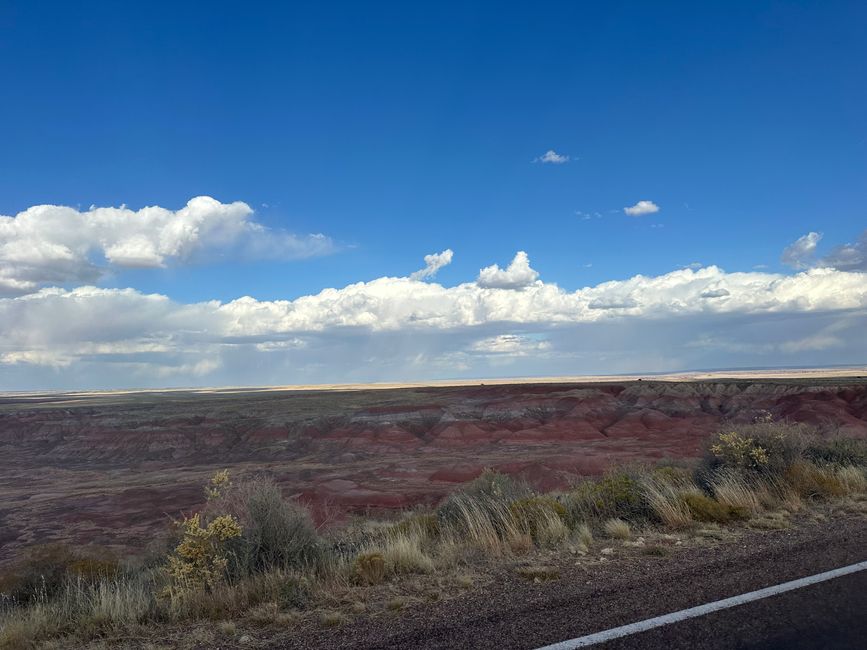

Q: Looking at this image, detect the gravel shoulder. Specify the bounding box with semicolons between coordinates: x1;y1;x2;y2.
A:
267;514;867;650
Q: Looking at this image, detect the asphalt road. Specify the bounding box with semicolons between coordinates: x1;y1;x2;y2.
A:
597;569;867;649
276;516;867;650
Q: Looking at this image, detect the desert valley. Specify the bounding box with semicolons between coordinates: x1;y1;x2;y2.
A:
3;373;867;565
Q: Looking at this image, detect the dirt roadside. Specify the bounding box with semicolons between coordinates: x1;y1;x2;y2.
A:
264;515;867;650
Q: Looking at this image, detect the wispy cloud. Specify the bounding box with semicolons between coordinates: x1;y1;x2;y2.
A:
410;249;454;280
821;229;867;271
624;200;660;216
781;231;822;269
533;150;570;164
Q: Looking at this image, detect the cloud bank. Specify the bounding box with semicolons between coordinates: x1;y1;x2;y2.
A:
2;251;866;389
0;197;334;295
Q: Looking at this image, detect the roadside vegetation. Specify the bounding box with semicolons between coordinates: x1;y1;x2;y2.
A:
2;421;867;649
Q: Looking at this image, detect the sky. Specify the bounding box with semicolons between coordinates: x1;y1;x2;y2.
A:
1;1;866;390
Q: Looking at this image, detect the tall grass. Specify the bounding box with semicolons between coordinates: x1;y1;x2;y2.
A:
710;470;764;515
642;478;694;528
366;532;434;575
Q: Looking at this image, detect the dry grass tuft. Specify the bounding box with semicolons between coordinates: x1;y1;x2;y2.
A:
710;470;763;516
516;566;560;582
455;575;474;589
534;511;570;547
784;462;847;499
642;479;693;528
373;532;434;575
353;552;386;585
575;523;594;548
245;601;281;625
318;610;348;627
218;620;237;637
603;518;631;540
507;532;534;555
386;598;407;611
836;466;867;494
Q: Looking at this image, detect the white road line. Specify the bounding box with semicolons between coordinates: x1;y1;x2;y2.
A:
534;560;867;649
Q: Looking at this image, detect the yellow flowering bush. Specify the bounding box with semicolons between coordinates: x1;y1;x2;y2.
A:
711;431;770;471
205;468;231;500
164;512;242;598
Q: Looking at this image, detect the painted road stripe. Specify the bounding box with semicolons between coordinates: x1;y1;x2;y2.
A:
535;560;867;649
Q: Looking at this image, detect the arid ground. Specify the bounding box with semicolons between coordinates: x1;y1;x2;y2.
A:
2;372;867;565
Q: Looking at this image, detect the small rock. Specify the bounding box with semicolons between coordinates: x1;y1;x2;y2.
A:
239;635;252;644
601;547;614;555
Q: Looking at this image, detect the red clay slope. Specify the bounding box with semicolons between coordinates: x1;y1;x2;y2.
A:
1;379;866;563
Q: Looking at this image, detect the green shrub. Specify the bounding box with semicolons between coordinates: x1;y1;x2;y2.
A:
681;493;747;523
651;465;692;486
563;470;653;525
389;513;440;540
702;423;811;476
804;438;867;467
439;471;530;517
0;545;119;605
0;544;74;603
205;474;325;576
67;556;120;582
509;496;566;541
276;576;311;608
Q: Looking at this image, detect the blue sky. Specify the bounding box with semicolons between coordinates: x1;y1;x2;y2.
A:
1;1;866;389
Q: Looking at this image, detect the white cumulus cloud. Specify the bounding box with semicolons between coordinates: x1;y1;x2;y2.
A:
410;249;454;280
533;150;570;164
624;200;660;216
476;251;540;289
781;231;822;269
0;197;335;295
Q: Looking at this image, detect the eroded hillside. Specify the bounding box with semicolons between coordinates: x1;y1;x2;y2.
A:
1;379;866;563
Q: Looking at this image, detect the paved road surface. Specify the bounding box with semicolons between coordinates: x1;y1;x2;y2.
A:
551;568;867;649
